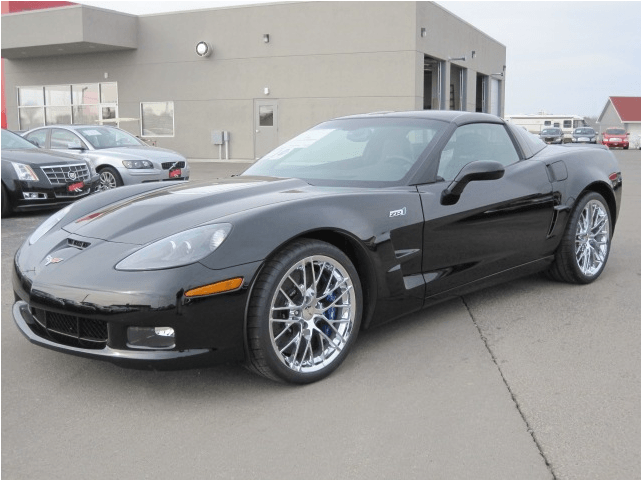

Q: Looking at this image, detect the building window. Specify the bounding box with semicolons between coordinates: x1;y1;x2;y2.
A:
17;83;118;130
563;120;572;129
141;102;175;137
259;106;274;126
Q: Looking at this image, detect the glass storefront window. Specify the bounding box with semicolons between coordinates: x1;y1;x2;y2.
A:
19;107;45;130
18;87;44;107
45;85;71;106
45;106;72;125
72;84;100;105
73;105;100;125
18;82;117;130
141;102;174;137
101;83;118;104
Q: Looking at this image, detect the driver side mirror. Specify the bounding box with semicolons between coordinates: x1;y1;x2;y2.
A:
441;160;505;206
67;142;86;151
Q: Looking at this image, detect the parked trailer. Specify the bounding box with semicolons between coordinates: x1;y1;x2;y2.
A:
505;114;587;143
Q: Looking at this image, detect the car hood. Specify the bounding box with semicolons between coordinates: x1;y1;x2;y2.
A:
62;176;328;244
1;148;85;164
88;146;186;161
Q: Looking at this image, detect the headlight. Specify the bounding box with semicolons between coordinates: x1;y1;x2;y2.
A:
29;204;73;245
122;160;153;169
12;162;39;181
115;223;232;271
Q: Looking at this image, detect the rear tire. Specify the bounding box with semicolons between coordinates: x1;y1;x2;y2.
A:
247;239;362;384
546;192;611;284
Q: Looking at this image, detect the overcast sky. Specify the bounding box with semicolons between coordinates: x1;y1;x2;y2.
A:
76;1;641;117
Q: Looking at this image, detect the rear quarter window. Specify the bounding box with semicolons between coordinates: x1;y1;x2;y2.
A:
507;123;546;159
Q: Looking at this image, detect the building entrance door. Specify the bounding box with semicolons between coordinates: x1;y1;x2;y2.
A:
254;99;279;159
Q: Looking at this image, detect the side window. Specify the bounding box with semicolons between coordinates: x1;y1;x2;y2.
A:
544;121;551;126
50;129;85;149
563;120;572;129
437;123;520;181
24;130;48;148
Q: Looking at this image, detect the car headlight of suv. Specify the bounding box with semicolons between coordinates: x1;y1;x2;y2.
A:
29;204;73;245
12;162;39;181
115;223;232;271
122;160;153;169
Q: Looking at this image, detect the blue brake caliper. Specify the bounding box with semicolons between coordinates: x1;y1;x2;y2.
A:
322;293;336;336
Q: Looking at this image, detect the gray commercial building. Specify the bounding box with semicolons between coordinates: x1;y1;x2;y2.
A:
1;1;507;160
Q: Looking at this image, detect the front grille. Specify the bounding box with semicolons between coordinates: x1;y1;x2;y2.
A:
161;161;186;170
41;164;90;184
31;307;107;349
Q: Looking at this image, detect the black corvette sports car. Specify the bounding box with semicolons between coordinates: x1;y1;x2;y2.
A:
12;111;622;384
2;129;100;217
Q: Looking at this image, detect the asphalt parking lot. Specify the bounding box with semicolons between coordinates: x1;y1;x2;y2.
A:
2;149;640;479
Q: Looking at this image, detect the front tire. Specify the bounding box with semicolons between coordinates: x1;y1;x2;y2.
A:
247;239;362;383
1;184;11;218
98;166;123;190
547;192;611;284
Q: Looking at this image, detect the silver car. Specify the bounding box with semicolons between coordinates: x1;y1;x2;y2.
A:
22;125;190;190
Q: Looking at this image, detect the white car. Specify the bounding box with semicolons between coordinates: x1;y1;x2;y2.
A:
23;125;190;190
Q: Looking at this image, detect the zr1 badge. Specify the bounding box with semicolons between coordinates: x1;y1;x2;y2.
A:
389;207;407;217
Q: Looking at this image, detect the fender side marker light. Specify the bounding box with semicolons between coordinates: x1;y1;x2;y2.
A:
185;277;244;297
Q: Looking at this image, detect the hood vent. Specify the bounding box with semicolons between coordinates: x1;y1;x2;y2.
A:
67;238;91;249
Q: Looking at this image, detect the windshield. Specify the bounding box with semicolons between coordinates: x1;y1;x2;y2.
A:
1;129;38;150
75;127;145;149
541;129;561;135
243;117;446;187
605;128;625;135
574;128;594;135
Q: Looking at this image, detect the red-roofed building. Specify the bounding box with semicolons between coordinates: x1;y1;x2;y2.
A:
597;96;641;148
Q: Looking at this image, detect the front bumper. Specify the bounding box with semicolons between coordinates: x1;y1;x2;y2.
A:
12;249;262;369
13;300;217;369
119;165;191;185
603;141;629;148
9;174;100;212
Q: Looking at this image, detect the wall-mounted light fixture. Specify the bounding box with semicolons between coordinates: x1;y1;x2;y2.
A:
448;55;467;62
195;41;212;57
471;51;476;59
264;87;270;95
420;28;427;37
263;34;270;43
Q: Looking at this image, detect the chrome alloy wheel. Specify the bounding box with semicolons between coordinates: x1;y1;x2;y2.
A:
99;170;118;190
268;255;356;374
575;199;610;277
